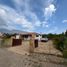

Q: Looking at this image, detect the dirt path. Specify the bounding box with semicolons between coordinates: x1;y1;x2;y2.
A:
7;40;62;56
7;40;30;55
34;40;62;56
0;48;66;67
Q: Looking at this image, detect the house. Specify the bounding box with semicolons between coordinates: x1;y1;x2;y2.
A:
11;32;39;47
14;32;39;40
0;32;3;45
0;32;3;38
11;32;48;41
35;34;42;41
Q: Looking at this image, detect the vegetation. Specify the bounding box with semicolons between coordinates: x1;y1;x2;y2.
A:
1;31;67;58
3;33;17;38
42;30;67;58
1;38;11;47
0;33;16;47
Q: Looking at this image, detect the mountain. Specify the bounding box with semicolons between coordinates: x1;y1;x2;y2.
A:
11;30;28;34
0;28;27;34
0;28;11;33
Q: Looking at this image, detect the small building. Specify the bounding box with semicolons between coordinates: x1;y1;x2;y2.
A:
13;32;39;40
11;32;38;46
0;32;3;46
35;34;42;41
0;32;3;38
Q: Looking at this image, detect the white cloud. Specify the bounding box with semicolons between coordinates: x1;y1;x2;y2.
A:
42;0;56;28
0;4;42;32
42;21;48;27
45;25;49;28
62;20;67;23
12;0;42;26
34;21;41;27
44;4;56;20
0;8;6;16
0;0;57;32
12;0;42;29
0;5;35;31
13;0;30;13
15;17;34;30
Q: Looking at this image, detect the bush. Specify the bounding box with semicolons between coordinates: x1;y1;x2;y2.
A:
53;36;67;58
63;38;67;49
63;38;67;58
63;50;67;58
53;37;64;51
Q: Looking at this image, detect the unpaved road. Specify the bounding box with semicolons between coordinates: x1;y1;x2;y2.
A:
8;40;62;56
0;48;66;67
34;40;62;56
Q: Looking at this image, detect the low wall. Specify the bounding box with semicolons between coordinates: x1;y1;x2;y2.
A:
0;38;12;47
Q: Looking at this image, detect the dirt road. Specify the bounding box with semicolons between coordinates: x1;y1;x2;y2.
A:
0;48;66;67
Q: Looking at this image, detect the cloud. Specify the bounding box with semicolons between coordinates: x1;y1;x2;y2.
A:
13;0;52;28
12;0;56;29
42;0;56;28
0;5;34;30
0;0;57;33
0;3;42;31
34;21;41;27
47;0;54;4
44;4;56;20
13;0;30;12
62;20;67;23
15;16;34;30
42;21;49;27
45;25;49;28
46;27;58;34
13;0;41;25
0;8;6;15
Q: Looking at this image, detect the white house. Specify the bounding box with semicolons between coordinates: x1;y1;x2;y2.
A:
35;35;42;41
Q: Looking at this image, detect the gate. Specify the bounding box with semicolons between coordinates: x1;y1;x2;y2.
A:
34;39;38;48
12;39;22;46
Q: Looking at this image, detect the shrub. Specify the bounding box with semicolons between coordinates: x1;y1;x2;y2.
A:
53;37;64;51
63;38;67;49
53;36;67;58
63;50;67;58
63;38;67;58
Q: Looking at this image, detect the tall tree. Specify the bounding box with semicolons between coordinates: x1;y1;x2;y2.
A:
65;30;67;37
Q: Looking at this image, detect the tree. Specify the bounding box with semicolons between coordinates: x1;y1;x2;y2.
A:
65;30;67;37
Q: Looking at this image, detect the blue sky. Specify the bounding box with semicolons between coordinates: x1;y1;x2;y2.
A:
0;0;67;34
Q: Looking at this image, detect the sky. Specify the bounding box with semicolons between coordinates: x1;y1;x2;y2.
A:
0;0;67;34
